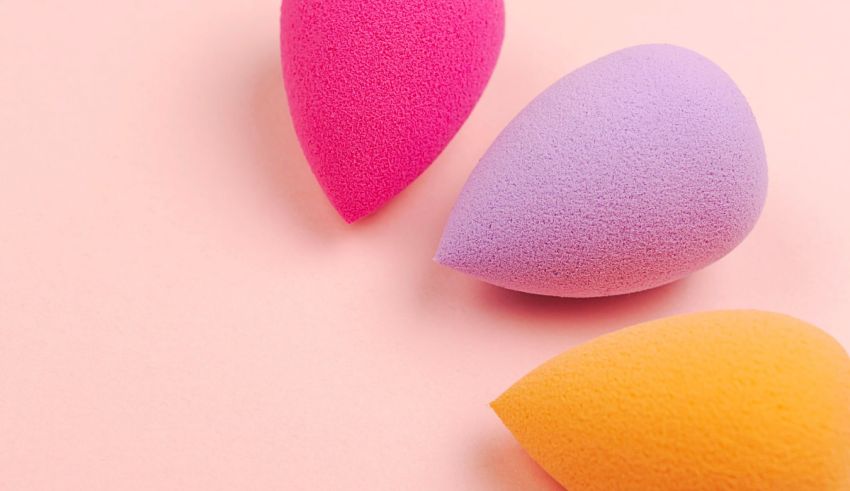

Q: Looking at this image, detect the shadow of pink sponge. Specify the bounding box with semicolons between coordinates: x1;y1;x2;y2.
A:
280;0;504;223
436;45;768;297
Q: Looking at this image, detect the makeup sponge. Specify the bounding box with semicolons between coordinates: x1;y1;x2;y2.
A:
492;311;850;491
280;0;504;222
436;44;767;296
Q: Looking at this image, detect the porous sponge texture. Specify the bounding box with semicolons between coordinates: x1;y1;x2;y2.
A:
436;44;767;296
492;311;850;491
280;0;504;222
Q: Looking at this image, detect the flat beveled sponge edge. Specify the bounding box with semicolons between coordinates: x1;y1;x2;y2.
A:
436;44;767;296
281;0;505;223
491;310;850;491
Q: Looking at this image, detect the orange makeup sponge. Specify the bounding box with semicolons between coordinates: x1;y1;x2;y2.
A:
492;311;850;490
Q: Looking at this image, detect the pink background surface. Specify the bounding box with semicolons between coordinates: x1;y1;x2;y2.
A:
1;1;848;489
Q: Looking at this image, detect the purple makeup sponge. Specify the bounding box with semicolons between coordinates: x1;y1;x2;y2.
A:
436;44;768;297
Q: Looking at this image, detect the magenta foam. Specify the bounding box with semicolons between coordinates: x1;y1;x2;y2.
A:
436;45;768;297
280;0;504;223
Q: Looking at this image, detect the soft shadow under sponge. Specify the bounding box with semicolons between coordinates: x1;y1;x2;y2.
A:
280;0;504;222
492;311;850;490
437;45;767;296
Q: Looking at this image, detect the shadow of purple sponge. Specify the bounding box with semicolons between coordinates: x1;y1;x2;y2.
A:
436;44;768;298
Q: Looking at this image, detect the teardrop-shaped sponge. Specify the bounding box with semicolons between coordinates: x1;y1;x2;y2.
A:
280;0;504;222
437;44;767;296
492;311;850;490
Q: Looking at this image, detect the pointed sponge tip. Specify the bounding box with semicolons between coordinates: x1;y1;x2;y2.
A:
280;0;505;223
492;311;850;490
432;240;455;267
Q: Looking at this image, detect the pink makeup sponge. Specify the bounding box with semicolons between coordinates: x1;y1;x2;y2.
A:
280;0;504;223
436;44;767;297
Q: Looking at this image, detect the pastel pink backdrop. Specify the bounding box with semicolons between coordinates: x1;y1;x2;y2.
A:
1;1;848;489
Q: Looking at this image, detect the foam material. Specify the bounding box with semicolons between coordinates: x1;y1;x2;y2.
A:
436;44;767;296
492;311;850;491
280;0;504;223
